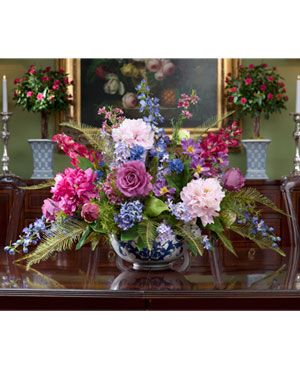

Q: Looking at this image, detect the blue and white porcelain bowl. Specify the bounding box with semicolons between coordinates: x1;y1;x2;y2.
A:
109;234;184;270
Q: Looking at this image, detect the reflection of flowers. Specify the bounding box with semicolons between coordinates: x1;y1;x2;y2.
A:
104;73;125;95
122;92;138;108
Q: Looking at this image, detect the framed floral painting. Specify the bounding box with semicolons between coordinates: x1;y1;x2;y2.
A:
57;58;240;136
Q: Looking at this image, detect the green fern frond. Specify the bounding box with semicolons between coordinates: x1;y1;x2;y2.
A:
17;220;88;269
137;219;157;251
230;187;286;215
196;110;235;130
216;231;237;256
20;180;55;190
174;224;204;256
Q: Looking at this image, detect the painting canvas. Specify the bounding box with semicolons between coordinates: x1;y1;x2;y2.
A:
80;59;219;131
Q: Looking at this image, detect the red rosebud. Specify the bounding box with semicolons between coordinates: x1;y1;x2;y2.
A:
41;76;49;82
284;96;289;101
228;96;234;102
267;76;274;82
231;87;237;93
59;68;65;73
95;65;106;80
267;93;273;100
282;88;287;93
248;64;254;69
239;65;244;70
260;84;267;92
14;78;21;84
261;63;268;68
45;66;51;72
244;77;252;85
63;77;69;84
240;97;247;104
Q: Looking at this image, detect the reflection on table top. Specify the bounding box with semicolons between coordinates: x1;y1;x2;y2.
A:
0;248;300;310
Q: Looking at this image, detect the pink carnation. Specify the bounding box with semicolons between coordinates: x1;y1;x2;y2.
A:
51;168;99;215
112;119;154;150
180;178;225;226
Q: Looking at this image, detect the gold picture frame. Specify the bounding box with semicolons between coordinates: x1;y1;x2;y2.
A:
57;58;240;136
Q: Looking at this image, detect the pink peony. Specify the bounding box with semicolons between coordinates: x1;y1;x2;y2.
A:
112;118;154;150
180;178;225;226
122;92;138;108
26;91;33;97
51;168;99;215
81;202;100;223
161;60;175;76
42;198;61;221
37;93;44;101
116;161;152;198
222;168;245;191
145;59;162;72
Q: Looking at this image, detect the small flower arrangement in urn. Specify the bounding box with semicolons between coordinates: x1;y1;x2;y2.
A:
13;65;73;139
225;63;288;138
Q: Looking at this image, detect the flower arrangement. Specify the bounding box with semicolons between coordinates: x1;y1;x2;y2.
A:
5;80;285;269
13;65;73;138
225;63;288;138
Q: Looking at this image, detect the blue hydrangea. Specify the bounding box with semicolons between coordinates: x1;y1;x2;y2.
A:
114;201;144;231
130;145;145;160
169;159;184;174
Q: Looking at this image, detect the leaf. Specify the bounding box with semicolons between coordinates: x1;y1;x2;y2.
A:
174;224;204;256
75;225;93;250
137;219;157;251
144;196;169;217
207;217;224;233
216;231;237;256
20;180;55;190
77;157;94;170
196;110;236;130
120;225;139;242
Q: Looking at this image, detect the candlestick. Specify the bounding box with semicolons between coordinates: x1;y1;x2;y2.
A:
2;75;8;113
290;113;300;176
1;111;12;175
296;76;300;113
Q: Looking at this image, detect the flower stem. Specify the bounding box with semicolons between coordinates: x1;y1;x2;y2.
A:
41;111;49;139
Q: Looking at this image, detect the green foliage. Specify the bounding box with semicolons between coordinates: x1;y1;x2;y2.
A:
136;219;157;251
196;110;236;131
120;225;139;242
91;195;117;235
144;196;169;217
165;160;192;193
174;224;204;256
75;225;93;250
77;157;95;170
207;217;224;234
17;220;88;269
216;231;237;256
20;180;55;190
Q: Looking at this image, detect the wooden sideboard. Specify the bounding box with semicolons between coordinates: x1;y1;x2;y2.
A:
0;179;296;271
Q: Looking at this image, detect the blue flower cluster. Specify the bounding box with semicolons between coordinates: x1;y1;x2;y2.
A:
113;141;131;166
237;212;281;249
168;200;192;223
114;201;144;231
130;145;145;160
169;158;184;174
4;216;48;255
156;223;176;246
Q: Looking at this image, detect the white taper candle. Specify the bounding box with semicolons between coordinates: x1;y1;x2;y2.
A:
2;75;8;113
296;75;300;113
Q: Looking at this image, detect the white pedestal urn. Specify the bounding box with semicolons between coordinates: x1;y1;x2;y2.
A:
242;139;271;179
28;139;55;179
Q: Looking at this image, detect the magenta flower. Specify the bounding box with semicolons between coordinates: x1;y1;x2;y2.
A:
26;91;33;97
240;97;247;104
260;84;267;92
267;93;273;100
42;198;61;222
182;110;193;119
222;168;245;191
116;161;152;198
81;203;100;223
244;77;252;85
36;93;44;101
51;168;99;215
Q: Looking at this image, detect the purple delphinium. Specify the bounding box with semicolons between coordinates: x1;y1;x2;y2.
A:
168;200;192;223
156;223;176;246
181;139;201;156
114;200;144;231
153;178;176;198
4;216;49;255
130;145;145;161
169;158;184;174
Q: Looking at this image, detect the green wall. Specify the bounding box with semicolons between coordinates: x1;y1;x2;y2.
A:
0;59;69;179
229;59;300;179
0;59;299;179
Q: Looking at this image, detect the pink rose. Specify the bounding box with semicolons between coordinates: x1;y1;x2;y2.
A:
162;60;175;76
267;93;273;100
240;97;247;104
222;168;245;191
231;87;237;93
122;92;138;108
41;76;49;82
154;69;164;81
26;91;33;97
248;64;254;69
116;161;152;197
260;84;267;92
81;202;100;223
244;77;252;85
42;198;60;222
37;93;44;100
145;59;162;72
